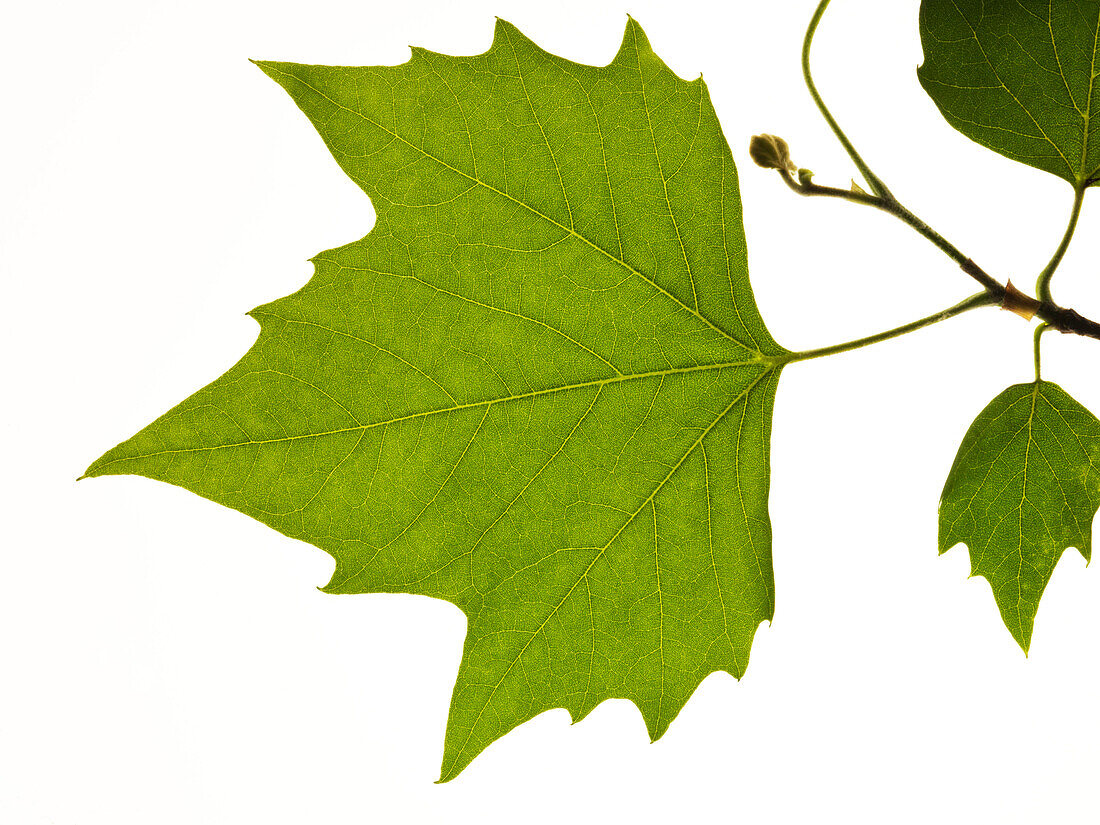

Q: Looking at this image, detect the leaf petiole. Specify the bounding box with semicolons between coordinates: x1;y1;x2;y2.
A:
1036;184;1087;304
779;291;997;366
1033;323;1051;381
802;0;893;201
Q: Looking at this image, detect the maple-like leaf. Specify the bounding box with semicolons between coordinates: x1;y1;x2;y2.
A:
939;381;1100;651
917;0;1100;188
83;19;788;779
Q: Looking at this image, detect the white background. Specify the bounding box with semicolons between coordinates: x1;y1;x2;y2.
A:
4;0;1100;822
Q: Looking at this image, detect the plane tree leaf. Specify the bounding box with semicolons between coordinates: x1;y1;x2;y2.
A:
918;0;1100;188
939;381;1100;651
83;19;789;780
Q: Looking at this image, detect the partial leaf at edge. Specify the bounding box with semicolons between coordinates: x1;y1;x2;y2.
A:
918;0;1100;187
939;381;1100;651
83;19;786;780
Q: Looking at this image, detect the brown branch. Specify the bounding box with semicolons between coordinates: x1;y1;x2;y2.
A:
1035;303;1100;339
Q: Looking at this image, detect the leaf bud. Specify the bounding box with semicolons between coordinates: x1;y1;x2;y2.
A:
749;134;796;172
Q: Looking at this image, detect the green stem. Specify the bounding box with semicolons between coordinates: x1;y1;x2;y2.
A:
1033;323;1050;381
1036;184;1087;304
802;0;893;200
781;291;997;365
778;170;1005;295
795;0;1011;298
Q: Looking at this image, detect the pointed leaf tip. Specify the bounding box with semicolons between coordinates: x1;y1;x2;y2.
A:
490;16;515;47
623;15;653;49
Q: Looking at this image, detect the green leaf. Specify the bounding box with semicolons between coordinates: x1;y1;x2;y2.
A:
939;381;1100;652
917;0;1100;187
83;19;787;780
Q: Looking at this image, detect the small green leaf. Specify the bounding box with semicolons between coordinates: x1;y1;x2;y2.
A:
84;19;787;780
918;0;1100;187
940;381;1100;651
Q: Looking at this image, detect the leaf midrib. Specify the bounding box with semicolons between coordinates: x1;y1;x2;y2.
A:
88;358;765;472
1081;2;1100;182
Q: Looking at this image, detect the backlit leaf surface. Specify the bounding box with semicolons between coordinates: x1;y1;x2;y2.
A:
939;381;1100;651
84;20;787;779
918;0;1100;187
